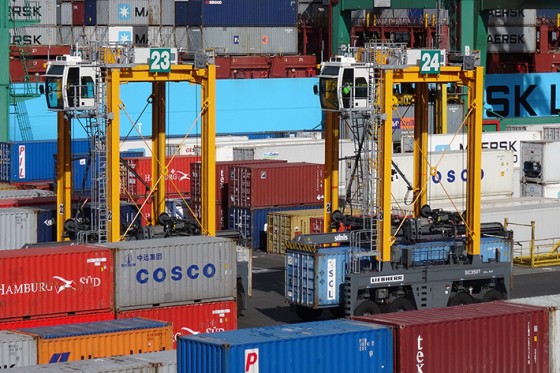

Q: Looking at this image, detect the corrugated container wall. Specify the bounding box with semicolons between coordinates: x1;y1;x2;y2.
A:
6;356;155;372
84;0;96;25
266;209;324;254
129;350;177;373
488;9;536;26
185;0;297;26
487;26;537;53
18;318;173;364
116;300;238;349
187;27;298;55
96;0;165;26
507;294;560;372
353;302;549;373
522;181;560;198
521;140;560;183
102;236;236;310
0;208;37;249
178;319;393;373
0;245;114;320
9;0;58;26
9;26;58;47
0;331;37;369
228;163;324;208
229;205;322;250
0;311;115;331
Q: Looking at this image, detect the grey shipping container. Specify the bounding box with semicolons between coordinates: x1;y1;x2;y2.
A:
0;208;38;250
96;0;162;26
9;26;58;46
102;236;237;310
488;9;536;26
7;356;155;372
0;331;37;369
130;350;177;373
9;0;58;26
487;26;537;53
187;27;298;55
178;319;393;373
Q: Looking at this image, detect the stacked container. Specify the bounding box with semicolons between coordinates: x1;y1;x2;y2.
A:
353;302;549;373
266;209;323;254
0;207;56;249
520;140;560;197
177;319;393;373
0;331;37;368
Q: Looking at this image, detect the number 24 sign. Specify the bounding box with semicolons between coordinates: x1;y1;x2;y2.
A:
420;50;441;74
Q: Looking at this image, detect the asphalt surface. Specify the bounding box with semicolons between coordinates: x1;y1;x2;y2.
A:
238;250;560;329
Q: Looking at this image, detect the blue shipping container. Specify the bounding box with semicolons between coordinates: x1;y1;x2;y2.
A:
175;1;188;26
0;139;90;183
186;0;297;27
84;0;97;25
35;207;56;243
286;246;350;308
178;319;393;373
228;205;322;249
480;236;511;262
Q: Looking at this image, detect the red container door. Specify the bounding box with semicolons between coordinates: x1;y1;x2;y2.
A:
72;2;85;25
0;245;114;320
116;300;237;348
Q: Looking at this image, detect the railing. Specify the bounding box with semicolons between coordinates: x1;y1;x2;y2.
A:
507;219;560;268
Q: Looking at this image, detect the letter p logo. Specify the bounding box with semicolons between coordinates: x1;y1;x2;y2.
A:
244;348;259;373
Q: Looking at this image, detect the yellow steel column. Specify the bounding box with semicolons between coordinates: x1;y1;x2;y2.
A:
56;112;71;241
466;67;484;256
323;111;339;232
331;113;340;217
107;68;121;242
413;83;429;217
152;81;167;224
434;84;448;134
380;70;394;262
201;64;216;236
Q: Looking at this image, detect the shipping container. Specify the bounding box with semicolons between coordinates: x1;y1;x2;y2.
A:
102;236;236;310
286;246;351;309
229;163;324;209
309;216;324;233
9;26;58;46
521;140;560;183
0;189;54;199
0;208;38;249
266;209;323;254
147;26;176;47
229;205;322;250
508;294;560;372
353;302;549;373
390;149;514;206
522;181;560;198
187;27;298;55
72;2;85;26
0;311;115;332
129;350;177;373
60;2;73;26
117;300;237;348
184;0;297;27
488;9;536;26
17;318;173;364
178;319;392;373
487;26;537;53
96;0;162;26
9;0;58;26
0;245;114;320
6;356;155;372
175;2;187;26
0;139;90;183
84;0;97;25
0;331;37;368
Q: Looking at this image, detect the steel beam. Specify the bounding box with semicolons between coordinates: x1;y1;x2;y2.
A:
56;112;71;241
152;81;167;226
201;64;217;236
107;68;121;242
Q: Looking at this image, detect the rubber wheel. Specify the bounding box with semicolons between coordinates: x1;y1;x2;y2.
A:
482;289;504;303
295;306;323;321
353;300;381;316
386;297;416;313
329;306;346;318
447;292;473;306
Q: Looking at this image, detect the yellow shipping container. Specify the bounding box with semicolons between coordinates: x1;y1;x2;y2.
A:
266;209;324;255
17;318;172;364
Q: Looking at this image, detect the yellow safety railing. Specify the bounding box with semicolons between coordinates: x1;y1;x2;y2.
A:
507;219;560;268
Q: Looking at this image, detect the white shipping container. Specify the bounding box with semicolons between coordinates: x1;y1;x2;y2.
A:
0;208;38;250
9;0;58;26
147;27;177;47
96;0;162;26
9;26;58;46
0;331;37;369
188;27;298;55
522;182;560;198
103;236;237;310
420;130;542;167
507;294;560;373
521;140;560;183
197;138;320;161
488;9;536;26
59;2;73;26
119;136;249;157
487;26;536;53
390;149;514;206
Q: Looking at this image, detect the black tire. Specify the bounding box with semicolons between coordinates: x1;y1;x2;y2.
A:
386;297;416;313
482;289;504;303
329;306;346;318
447;292;473;306
295;306;323;321
353;300;381;316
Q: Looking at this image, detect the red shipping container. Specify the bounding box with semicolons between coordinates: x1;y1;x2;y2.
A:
191;201;225;231
116;300;237;348
0;245;114;320
0;311;114;331
229;162;324;208
125;155;200;198
72;2;85;25
310;216;324;233
353;302;549;373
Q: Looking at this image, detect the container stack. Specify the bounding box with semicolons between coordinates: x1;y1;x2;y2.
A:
520;140;560;198
266;209;323;254
102;236;238;348
228;162;324;249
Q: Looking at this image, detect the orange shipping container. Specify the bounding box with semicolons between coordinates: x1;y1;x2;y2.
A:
17;318;172;364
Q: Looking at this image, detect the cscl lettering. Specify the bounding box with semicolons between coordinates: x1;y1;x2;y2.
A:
0;282;53;295
136;263;217;284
